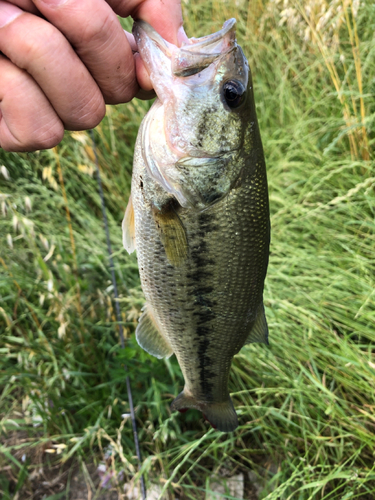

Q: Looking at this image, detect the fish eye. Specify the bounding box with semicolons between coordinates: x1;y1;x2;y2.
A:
223;80;246;109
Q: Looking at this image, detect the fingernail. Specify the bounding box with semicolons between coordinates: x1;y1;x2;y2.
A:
124;30;137;53
0;1;23;28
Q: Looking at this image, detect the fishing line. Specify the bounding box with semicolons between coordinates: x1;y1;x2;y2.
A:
90;129;146;500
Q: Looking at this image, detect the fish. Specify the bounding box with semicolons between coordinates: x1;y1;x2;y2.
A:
122;18;270;433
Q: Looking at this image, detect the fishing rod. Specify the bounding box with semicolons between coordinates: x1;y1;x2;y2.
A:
90;129;146;500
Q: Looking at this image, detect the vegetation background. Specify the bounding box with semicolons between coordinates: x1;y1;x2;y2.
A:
1;0;374;498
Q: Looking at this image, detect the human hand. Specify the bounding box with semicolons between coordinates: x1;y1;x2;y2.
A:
0;0;186;152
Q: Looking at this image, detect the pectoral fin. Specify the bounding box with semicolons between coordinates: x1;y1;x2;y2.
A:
136;304;173;359
152;203;188;266
244;302;269;345
122;194;136;253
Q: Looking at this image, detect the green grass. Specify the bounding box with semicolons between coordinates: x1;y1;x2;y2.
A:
1;0;375;498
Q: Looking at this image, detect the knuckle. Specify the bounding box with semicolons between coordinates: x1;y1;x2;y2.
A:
33;122;65;150
78;10;117;48
68;96;106;130
1;121;65;153
22;23;62;63
81;107;106;130
104;80;138;105
0;54;65;152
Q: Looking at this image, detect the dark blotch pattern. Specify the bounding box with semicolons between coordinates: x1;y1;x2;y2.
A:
187;212;220;400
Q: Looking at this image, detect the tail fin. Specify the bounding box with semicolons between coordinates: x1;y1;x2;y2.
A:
171;391;238;433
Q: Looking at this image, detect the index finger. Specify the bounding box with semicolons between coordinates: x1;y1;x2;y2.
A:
107;0;186;45
108;0;188;93
32;0;139;104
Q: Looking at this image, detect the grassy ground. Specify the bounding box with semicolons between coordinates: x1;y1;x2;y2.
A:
1;0;375;498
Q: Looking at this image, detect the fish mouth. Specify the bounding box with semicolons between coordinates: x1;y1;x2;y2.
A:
133;19;237;77
180;18;236;51
133;20;172;56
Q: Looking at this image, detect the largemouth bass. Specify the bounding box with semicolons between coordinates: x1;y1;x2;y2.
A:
123;19;270;432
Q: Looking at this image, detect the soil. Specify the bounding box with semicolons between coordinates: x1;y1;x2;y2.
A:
0;430;121;500
1;429;271;499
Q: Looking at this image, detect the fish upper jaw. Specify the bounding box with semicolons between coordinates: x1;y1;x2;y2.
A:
133;18;236;76
132;19;238;102
171;18;237;77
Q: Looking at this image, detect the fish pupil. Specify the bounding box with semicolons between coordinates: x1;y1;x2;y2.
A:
223;80;245;109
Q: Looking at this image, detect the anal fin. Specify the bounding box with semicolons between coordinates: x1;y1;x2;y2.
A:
122;194;136;253
244;302;269;345
136;304;173;359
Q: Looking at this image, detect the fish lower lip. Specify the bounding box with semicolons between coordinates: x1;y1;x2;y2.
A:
187;150;233;159
133;20;171;56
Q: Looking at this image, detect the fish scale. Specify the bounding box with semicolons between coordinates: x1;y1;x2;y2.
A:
123;19;270;432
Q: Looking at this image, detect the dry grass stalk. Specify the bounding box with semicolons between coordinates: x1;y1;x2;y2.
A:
260;0;369;160
53;146;85;346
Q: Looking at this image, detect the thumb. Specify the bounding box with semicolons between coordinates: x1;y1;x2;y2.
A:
130;0;188;92
132;0;187;46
